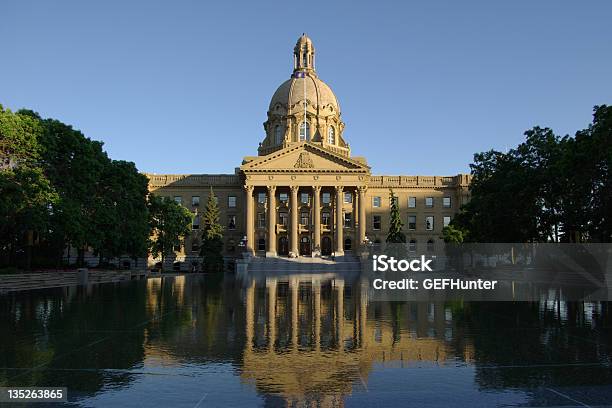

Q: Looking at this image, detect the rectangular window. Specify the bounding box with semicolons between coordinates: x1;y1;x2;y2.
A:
443;196;451;208
425;197;434;208
322;192;331;204
301;192;309;204
279;212;288;226
192;216;200;230
279;193;288;203
373;196;381;207
344;212;352;228
228;215;236;230
408;215;416;230
443;216;451;227
408;196;416;208
191;196;200;207
322;212;330;226
174;196;182;205
257;212;266;228
258;192;266;204
301;212;309;225
228;196;237;208
344;192;352;203
373;215;381;230
426;216;434;231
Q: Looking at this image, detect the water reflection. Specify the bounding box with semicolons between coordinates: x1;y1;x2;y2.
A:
0;271;611;407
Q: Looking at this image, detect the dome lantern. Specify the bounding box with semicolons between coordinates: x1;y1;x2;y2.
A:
293;33;316;75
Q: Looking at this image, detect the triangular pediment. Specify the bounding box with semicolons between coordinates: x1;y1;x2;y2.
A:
241;143;369;173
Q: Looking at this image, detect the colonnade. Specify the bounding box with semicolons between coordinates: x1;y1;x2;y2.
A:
244;184;367;257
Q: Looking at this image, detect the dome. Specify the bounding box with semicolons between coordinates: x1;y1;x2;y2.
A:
259;35;349;157
268;75;340;114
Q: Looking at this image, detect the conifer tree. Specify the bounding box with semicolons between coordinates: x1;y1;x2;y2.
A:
200;187;225;272
386;189;406;243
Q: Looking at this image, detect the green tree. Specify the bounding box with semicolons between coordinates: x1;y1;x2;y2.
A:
441;224;466;244
568;105;612;242
37;117;110;265
0;166;58;267
0;107;58;268
148;195;193;271
200;187;225;272
91;160;150;265
386;189;406;243
455;105;612;243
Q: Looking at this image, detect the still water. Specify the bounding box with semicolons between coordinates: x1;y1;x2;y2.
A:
1;271;612;407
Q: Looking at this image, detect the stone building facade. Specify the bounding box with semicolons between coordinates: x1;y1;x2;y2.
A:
146;35;471;268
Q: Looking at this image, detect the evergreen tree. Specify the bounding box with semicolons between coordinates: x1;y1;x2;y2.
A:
386;189;406;243
200;187;225;272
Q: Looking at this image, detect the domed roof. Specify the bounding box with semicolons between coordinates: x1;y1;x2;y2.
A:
268;75;340;113
295;33;314;52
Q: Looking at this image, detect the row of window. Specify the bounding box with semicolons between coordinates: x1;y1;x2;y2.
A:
276;122;335;144
256;191;353;205
193;213;452;231
193;215;237;230
372;215;451;231
174;191;452;214
175;193;451;210
372;196;452;208
255;211;350;228
175;195;237;208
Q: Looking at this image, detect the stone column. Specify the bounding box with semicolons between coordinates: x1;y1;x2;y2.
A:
245;185;254;255
359;281;368;347
267;279;277;353
335;186;344;257
358;186;367;248
290;277;299;349
335;279;344;350
290;186;299;257
313;280;321;351
266;185;277;257
245;279;255;353
313;186;321;256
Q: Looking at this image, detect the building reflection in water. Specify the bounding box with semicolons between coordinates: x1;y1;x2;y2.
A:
236;269;474;405
2;272;611;406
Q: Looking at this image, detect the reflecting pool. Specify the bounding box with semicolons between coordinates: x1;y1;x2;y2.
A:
1;271;612;407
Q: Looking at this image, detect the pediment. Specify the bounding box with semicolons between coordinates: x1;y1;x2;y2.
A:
241;143;369;173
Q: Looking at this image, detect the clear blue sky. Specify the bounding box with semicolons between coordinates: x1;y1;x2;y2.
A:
2;1;611;176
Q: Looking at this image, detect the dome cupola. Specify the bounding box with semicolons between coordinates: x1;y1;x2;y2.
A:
259;35;349;157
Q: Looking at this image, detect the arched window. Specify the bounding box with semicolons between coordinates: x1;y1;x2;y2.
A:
409;239;417;252
344;238;352;251
274;125;283;144
299;122;310;141
327;126;335;144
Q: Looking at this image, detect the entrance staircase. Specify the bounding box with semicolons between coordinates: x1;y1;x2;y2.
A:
247;254;362;273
